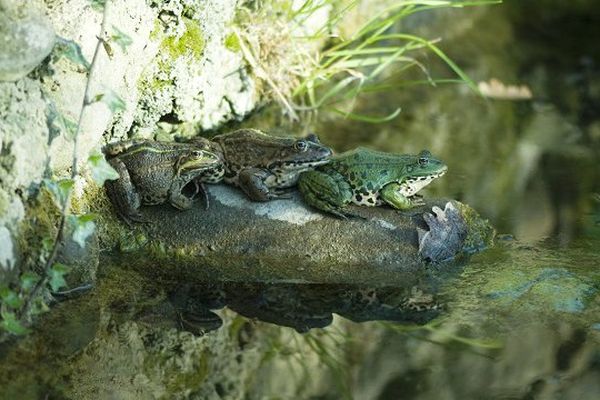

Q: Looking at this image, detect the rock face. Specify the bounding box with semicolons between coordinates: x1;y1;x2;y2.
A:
0;6;56;82
117;184;493;286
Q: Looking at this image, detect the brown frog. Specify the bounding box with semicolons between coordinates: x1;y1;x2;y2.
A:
207;129;333;201
103;140;223;225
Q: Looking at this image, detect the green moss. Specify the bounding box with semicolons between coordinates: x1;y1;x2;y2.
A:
456;201;496;253
224;32;240;52
161;17;205;60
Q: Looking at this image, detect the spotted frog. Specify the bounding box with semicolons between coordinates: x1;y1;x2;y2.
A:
209;129;333;201
298;148;447;218
103;140;223;225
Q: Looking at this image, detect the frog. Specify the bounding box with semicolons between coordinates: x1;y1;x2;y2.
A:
103;139;224;225
297;147;447;218
209;129;333;201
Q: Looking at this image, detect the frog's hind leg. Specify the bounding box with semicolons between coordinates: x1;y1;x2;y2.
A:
297;170;357;219
104;158;145;226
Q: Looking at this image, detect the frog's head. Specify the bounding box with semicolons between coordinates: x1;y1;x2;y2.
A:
401;150;447;196
176;149;221;175
269;133;333;171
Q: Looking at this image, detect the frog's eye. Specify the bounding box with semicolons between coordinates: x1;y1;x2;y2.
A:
294;140;309;152
192;150;204;157
419;155;429;166
305;133;320;143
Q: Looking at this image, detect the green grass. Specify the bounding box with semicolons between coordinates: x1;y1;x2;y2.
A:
237;0;500;123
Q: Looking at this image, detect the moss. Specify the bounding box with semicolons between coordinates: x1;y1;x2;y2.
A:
224;32;241;52
456;201;496;253
161;17;205;60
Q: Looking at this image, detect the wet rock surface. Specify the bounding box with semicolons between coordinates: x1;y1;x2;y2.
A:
119;185;493;286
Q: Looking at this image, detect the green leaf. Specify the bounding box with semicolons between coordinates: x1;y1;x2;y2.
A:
91;89;126;113
90;0;106;11
111;26;133;52
49;263;70;292
54;37;91;70
67;214;96;248
44;178;74;209
50;111;78;141
0;287;23;309
87;151;120;185
329;107;402;123
0;310;30;336
20;273;40;293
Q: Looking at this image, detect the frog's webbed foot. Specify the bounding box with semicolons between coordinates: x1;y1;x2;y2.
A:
178;307;222;336
269;187;295;200
121;211;151;227
170;192;194;211
409;195;426;207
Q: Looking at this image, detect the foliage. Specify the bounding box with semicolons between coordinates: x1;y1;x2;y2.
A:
236;0;499;122
0;0;121;339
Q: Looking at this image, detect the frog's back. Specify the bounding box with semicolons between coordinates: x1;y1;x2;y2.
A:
330;147;412;178
213;129;295;167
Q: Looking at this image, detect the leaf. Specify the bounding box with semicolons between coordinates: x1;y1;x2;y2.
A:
87;151;120;185
91;89;126;113
54;37;91;70
44;178;74;209
67;214;96;248
0;287;23;309
330;107;402;123
49;263;70;292
20;273;40;293
90;0;106;11
0;310;30;336
51;111;78;141
111;26;133;52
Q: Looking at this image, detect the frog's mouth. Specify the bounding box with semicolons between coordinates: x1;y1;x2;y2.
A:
401;169;447;197
276;158;331;170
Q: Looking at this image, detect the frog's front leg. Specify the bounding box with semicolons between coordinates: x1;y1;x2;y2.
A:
380;182;424;210
238;167;285;201
298;170;355;219
104;158;145;225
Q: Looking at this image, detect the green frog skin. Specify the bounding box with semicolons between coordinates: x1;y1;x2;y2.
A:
297;148;447;218
210;129;333;202
103;140;223;225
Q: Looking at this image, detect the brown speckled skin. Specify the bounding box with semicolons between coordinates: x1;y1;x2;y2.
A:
103;140;223;225
210;129;332;201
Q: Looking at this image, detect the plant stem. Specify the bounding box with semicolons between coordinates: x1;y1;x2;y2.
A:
18;1;110;325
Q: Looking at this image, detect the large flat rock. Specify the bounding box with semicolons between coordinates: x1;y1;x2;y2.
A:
118;185;492;286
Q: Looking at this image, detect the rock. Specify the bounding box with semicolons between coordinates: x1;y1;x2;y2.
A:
0;9;56;82
115;185;494;287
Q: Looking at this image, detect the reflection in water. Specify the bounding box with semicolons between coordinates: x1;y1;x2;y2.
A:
159;283;441;334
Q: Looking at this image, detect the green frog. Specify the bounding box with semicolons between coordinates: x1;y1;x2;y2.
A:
209;129;333;201
297;148;447;218
103;140;224;225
